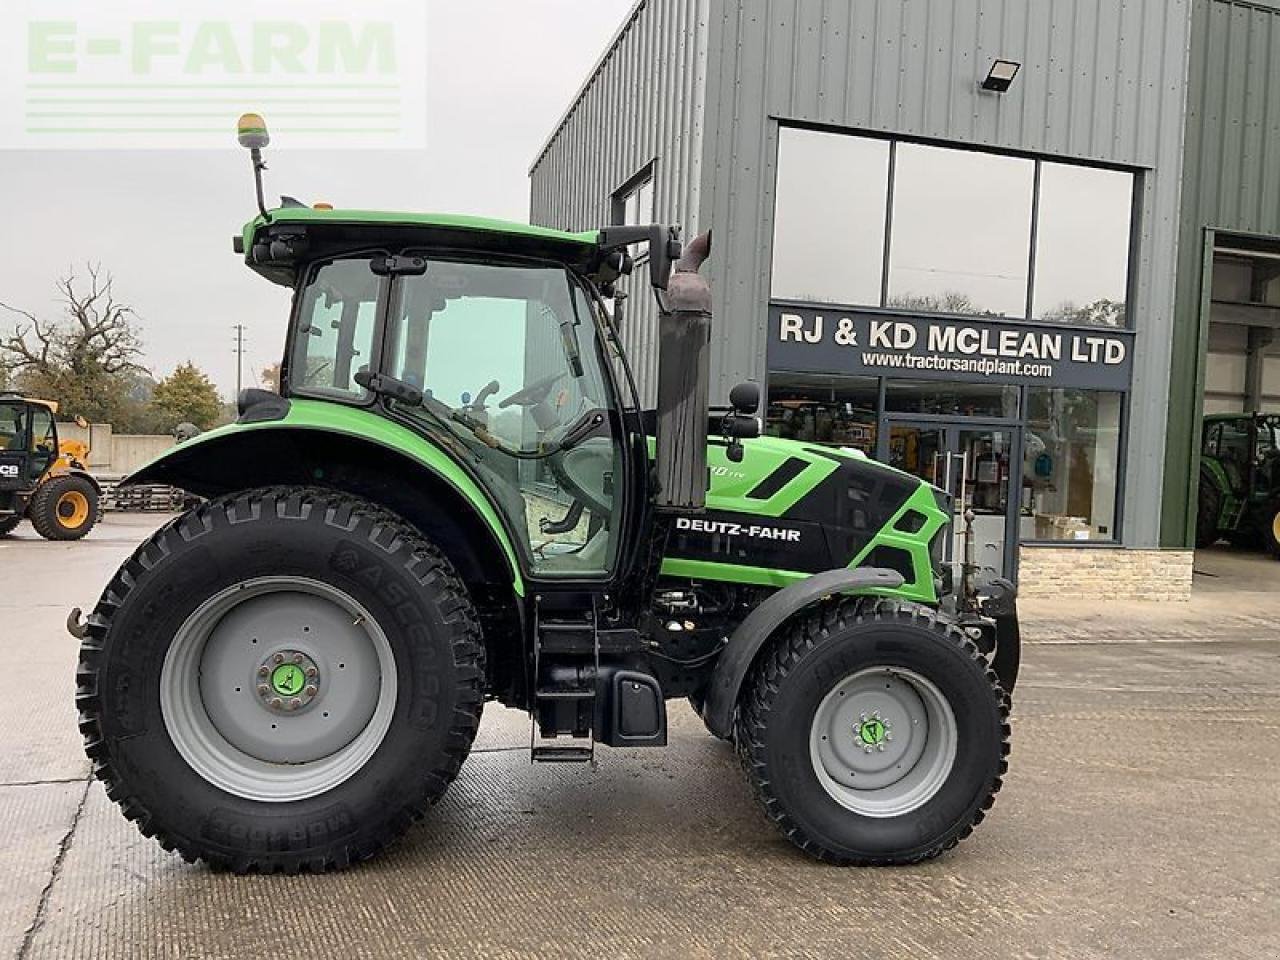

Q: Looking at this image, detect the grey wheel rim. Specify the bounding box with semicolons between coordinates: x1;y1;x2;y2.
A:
160;577;397;803
808;667;957;818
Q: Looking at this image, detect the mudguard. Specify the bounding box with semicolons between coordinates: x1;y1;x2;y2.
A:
124;397;525;595
700;567;905;739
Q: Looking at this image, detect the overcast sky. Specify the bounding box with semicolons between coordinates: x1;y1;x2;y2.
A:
0;1;634;398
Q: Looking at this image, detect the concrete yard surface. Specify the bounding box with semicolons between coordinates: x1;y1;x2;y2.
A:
0;514;1277;959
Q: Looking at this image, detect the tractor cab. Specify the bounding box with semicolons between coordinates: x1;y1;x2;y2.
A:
0;394;60;488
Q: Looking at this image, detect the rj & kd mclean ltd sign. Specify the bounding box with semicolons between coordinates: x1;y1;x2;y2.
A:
767;305;1135;391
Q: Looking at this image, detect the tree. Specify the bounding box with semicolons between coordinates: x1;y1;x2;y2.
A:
1041;298;1126;327
150;362;224;432
260;361;281;392
0;265;147;424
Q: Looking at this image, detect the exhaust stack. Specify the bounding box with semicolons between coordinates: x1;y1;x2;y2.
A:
654;231;713;513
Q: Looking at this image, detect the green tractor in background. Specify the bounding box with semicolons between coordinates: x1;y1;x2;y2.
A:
1196;412;1280;557
71;116;1017;874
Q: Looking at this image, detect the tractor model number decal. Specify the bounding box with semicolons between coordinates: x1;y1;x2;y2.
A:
0;464;19;478
675;517;801;542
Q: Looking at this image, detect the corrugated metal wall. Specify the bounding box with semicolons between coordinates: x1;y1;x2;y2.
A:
530;0;1193;547
1162;0;1280;547
529;0;710;405
701;0;1192;548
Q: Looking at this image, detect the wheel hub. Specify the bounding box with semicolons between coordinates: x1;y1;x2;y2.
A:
258;650;320;712
160;577;397;803
809;667;958;818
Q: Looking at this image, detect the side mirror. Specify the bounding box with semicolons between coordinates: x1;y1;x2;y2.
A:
729;381;760;414
722;382;762;463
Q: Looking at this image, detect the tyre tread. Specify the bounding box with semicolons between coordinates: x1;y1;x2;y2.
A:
734;597;1010;866
76;485;486;874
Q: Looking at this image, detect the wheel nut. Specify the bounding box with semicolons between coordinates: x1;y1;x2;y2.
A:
885;734;893;742
258;665;269;677
257;684;270;696
863;745;873;754
270;697;282;709
304;685;317;697
289;698;301;710
292;653;304;663
273;653;284;665
306;667;318;678
877;744;886;752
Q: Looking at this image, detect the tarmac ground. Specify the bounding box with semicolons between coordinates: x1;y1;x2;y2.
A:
1;514;1277;959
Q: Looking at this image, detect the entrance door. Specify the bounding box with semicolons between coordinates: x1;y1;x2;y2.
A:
886;421;1021;585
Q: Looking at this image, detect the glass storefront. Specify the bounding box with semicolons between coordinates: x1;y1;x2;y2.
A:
1023;388;1122;542
766;372;1126;580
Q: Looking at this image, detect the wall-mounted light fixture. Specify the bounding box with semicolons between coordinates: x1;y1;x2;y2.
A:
980;59;1021;93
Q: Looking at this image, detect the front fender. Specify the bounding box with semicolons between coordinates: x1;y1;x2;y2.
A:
700;567;905;739
126;398;524;595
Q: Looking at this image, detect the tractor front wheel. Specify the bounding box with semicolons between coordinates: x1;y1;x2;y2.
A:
29;475;99;540
736;599;1008;865
77;487;485;872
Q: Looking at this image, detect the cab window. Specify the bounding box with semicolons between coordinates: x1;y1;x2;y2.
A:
386;260;621;577
291;259;382;400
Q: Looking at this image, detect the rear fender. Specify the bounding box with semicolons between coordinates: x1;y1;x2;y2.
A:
125;405;525;597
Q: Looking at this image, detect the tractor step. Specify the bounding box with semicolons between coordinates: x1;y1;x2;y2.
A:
530;596;601;764
534;685;595;701
531;744;594;763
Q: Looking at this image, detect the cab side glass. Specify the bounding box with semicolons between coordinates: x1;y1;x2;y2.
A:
27;406;56;483
291;259;381;401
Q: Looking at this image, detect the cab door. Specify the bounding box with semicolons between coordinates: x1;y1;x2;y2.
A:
26;405;58;484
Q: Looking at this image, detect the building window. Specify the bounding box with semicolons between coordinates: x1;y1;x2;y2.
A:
887;143;1034;318
769;127;1136;325
1024;388;1122;542
1031;163;1133;326
766;374;878;454
613;165;654;257
771;128;889;306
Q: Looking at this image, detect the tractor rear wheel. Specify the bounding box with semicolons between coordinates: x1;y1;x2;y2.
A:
0;516;21;537
29;475;99;540
736;599;1008;865
1195;478;1222;549
76;486;485;873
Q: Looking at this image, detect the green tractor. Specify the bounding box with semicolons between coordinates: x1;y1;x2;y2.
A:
1196;412;1280;556
71;116;1016;874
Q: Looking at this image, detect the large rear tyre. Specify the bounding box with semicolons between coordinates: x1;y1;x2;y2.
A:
736;599;1009;865
29;474;99;540
0;515;21;537
76;486;485;873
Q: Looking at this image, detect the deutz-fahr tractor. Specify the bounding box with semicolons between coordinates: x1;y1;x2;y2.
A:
72;116;1017;874
0;393;101;540
1197;411;1280;557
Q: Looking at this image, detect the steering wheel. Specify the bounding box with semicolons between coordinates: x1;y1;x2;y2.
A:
498;371;564;409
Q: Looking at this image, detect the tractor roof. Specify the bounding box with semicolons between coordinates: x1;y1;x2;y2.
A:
240;208;603;286
0;392;57;413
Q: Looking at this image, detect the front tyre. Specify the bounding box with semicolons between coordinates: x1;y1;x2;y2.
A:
0;515;21;537
736;600;1009;865
76;487;485;873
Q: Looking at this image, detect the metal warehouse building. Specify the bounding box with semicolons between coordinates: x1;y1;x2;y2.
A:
530;0;1280;598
